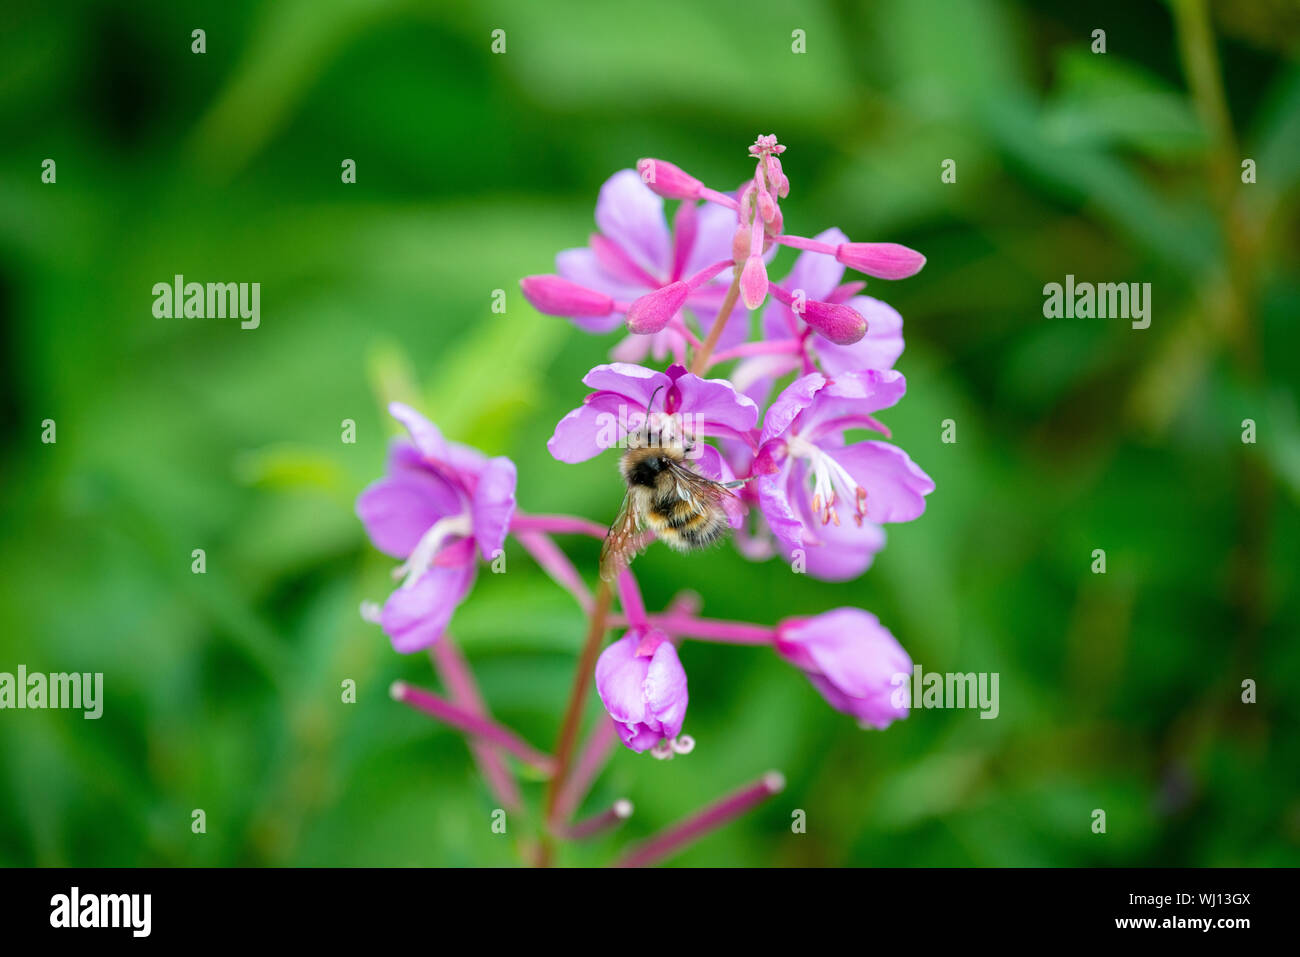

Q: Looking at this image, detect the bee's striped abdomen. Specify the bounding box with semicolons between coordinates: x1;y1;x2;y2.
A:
649;496;728;551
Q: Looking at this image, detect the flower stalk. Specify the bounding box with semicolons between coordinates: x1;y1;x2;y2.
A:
561;799;634;841
615;771;786;868
545;579;614;825
390;681;555;774
430;637;522;811
552;718;618;824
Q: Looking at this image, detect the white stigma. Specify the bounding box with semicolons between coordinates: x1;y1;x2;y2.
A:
392;513;473;590
786;434;867;527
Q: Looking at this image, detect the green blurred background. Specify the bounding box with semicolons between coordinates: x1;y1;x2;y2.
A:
1;0;1297;867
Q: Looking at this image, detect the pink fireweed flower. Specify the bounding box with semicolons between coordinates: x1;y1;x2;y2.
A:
752;370;933;581
549;362;757;515
356;402;517;652
595;627;689;753
519;169;743;362
774;608;912;728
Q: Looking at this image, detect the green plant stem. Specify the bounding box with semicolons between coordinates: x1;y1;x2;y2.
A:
544;579;614;829
690;275;742;374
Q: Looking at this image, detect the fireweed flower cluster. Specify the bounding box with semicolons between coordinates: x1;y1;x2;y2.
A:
355;135;932;866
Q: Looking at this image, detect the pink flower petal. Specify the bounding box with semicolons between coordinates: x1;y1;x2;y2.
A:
355;469;462;560
580;363;665;406
471;456;517;561
595;170;672;279
547;392;630;464
778;608;912;727
832;441;934;523
798;370;907;441
389;401;450;462
776;510;886;581
381;563;477;653
670;371;760;436
595;636;649;727
759;373;826;445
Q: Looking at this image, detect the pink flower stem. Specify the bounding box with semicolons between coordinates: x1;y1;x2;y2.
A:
390;680;555;774
429;636;522;811
700;187;738;210
766;281;799;306
614;771;786;868
511;512;606;538
774;234;836;255
616;568;647;628
552;719;618;823
514;530;592;613
682;258;735;291
561;799;634;841
829;280;866;303
668;317;704;349
609;613;777;645
709;338;804;364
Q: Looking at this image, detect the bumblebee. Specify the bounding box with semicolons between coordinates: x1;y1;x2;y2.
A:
599;437;738;582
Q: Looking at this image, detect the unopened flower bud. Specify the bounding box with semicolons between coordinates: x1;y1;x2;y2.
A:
836;243;926;280
766;155;789;198
804;299;867;345
766;205;783;239
626;281;689;334
732;222;752;261
740;255;769;309
520;275;614;316
636;158;704;200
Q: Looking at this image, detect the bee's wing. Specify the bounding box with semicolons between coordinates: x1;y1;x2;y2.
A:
662;457;737;509
599;490;645;582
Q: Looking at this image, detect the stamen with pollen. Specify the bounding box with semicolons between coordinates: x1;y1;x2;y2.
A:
392;513;473;590
787;434;868;529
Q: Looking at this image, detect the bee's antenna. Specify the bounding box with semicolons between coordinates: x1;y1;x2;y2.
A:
643;384;666;447
646;384;666;414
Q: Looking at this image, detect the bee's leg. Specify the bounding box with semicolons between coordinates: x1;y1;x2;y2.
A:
722;476;756;489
